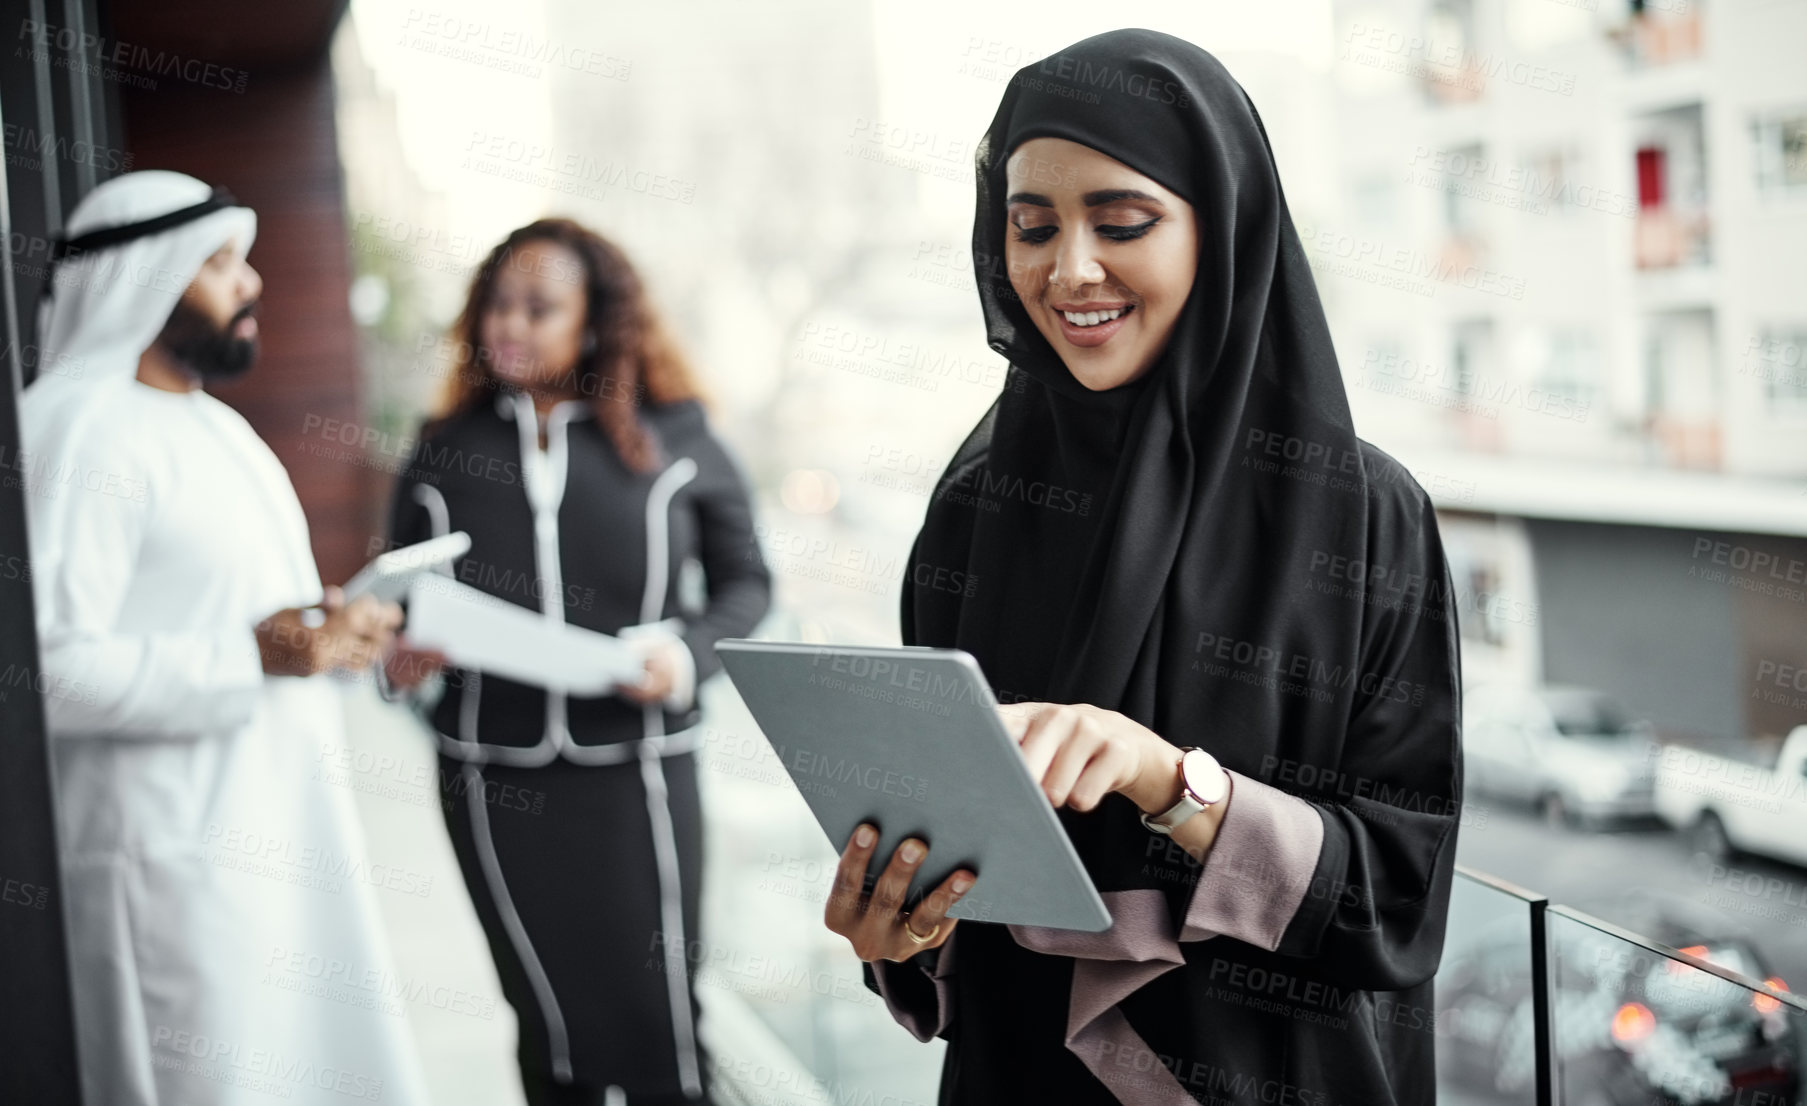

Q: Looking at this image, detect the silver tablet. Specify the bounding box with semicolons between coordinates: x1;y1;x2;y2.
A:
343;531;471;604
715;639;1111;932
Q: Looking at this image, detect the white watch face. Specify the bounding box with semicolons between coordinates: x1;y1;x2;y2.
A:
1180;749;1228;806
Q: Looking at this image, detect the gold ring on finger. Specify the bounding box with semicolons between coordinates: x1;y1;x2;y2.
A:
903;918;941;944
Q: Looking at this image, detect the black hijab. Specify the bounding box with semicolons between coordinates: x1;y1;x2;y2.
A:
905;28;1462;1085
928;26;1361;719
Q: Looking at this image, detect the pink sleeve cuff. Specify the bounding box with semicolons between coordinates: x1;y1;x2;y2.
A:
869;927;958;1043
1180;769;1325;949
995;776;1326;1104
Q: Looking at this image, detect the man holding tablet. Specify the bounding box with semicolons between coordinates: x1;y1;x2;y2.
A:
23;171;430;1104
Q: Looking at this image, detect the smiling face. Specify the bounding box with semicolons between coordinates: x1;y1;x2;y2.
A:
479;238;588;393
1004;137;1198;391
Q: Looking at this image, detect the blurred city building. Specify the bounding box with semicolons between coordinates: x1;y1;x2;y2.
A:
1325;0;1807;743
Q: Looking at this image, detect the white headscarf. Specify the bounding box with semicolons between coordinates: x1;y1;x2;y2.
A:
23;169;256;437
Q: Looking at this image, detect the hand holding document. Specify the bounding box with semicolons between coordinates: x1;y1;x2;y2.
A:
403;576;643;695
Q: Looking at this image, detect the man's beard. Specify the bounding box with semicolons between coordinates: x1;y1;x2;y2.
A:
157;298;259;381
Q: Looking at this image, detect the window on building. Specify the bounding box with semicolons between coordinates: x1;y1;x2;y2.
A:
1632;104;1710;268
1441;144;1486;237
1453;319;1495;397
1642;332;1665;413
1461;563;1510;648
1616;0;1704;67
1525;148;1571;217
1752;111;1807;198
1543;331;1595;400
1750;328;1807;414
1641;308;1722;467
1423;0;1482;104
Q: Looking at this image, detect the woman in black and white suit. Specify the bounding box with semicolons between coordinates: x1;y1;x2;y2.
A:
384;218;770;1106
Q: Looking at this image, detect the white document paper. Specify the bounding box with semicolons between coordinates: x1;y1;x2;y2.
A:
404;576;643;695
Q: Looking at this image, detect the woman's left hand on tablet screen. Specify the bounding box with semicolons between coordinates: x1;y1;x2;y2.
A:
997;702;1182;815
826;824;974;962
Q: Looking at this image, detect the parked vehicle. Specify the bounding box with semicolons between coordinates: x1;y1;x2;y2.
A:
1439;893;1798;1105
1654;725;1807;866
1462;684;1660;828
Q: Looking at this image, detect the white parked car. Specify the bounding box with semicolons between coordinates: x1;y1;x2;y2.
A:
1654;725;1807;867
1462;684;1659;828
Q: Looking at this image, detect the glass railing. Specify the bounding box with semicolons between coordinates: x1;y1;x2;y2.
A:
1435;867;1551;1105
701;844;1807;1105
1547;906;1803;1106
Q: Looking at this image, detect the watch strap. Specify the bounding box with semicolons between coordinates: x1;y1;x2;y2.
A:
1139;747;1226;835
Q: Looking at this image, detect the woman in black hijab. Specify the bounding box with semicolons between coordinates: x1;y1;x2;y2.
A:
826;28;1463;1106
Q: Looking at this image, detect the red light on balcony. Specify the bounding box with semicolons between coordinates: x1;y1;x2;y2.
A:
1753;977;1788;1015
1612;1001;1657;1044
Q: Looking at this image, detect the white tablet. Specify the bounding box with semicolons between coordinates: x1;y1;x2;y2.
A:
715;639;1112;932
342;531;472;604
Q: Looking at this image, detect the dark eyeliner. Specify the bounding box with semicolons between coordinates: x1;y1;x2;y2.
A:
1013;225;1057;245
1098;218;1161;241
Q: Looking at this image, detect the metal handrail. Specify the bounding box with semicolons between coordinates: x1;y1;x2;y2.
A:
1547;901;1807;1015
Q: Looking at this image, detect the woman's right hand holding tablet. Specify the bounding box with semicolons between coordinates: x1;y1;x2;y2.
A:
826;823;975;962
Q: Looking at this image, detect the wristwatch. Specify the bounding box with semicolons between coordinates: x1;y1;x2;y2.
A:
1139;746;1229;836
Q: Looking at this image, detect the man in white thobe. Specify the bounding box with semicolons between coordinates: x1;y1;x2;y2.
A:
22;170;430;1105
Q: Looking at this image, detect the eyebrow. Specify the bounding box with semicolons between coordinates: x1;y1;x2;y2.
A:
1005;189;1165;207
1083;189;1162;206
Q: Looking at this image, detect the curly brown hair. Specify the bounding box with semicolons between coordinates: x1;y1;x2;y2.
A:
432;218;704;473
